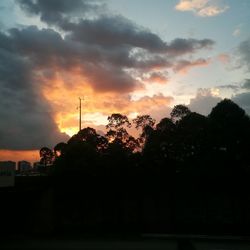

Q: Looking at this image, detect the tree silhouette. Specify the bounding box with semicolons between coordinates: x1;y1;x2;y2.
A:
170;104;191;123
54;142;67;157
106;113;131;130
133;115;155;147
208;99;250;170
106;127;130;144
40;147;54;166
68;127;108;152
42;98;250;236
154;117;176;161
175;112;208;162
133;115;155;130
156;117;175;133
209;99;246;122
105;113;139;153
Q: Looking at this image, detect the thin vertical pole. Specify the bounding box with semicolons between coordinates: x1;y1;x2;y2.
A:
79;97;82;131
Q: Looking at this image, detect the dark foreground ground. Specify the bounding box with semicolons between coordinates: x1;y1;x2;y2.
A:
1;235;250;249
2;177;250;249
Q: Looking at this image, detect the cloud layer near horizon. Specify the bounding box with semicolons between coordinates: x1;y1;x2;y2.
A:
0;0;216;150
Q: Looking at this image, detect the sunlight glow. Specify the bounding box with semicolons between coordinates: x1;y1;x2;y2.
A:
60;127;78;137
39;67;174;138
0;150;39;164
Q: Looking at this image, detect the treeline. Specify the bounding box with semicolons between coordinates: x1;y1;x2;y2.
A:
40;99;250;234
41;98;250;176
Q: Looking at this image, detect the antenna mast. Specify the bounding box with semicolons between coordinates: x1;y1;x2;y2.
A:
79;97;84;131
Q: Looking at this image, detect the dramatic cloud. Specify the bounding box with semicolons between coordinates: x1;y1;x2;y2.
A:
63;16;167;53
5;24;213;91
17;1;214;56
189;88;222;115
5;25;142;93
175;0;229;17
0;42;69;150
166;38;214;55
17;0;106;24
0;0;215;150
44;88;174;137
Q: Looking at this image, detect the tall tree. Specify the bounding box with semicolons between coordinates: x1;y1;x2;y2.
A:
208;99;250;168
54;142;67;157
106;113;131;130
170;105;191;123
68;127;108;152
105;113;137;152
40;147;54;166
133;115;155;130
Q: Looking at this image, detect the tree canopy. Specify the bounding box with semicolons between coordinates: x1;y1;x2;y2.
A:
38;99;250;178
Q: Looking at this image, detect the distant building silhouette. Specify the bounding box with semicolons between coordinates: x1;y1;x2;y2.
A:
0;161;15;187
33;161;50;175
0;161;16;169
18;161;32;172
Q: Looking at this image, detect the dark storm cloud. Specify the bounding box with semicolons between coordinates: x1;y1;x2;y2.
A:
14;1;215;80
58;15;214;75
0;49;31;90
7;26;84;70
61;16;214;58
166;38;214;56
238;38;250;71
0;0;215;150
5;26;142;92
17;0;105;25
17;0;214;57
0;40;69;150
82;64;142;93
18;0;92;15
63;16;167;52
5;25;213;91
17;1;214;55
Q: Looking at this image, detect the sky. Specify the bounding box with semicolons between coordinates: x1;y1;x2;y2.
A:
0;0;250;163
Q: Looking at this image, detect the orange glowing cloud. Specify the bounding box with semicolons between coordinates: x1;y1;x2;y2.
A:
38;67;173;137
0;150;39;164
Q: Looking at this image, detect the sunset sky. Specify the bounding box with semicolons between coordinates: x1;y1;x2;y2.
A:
0;0;250;163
